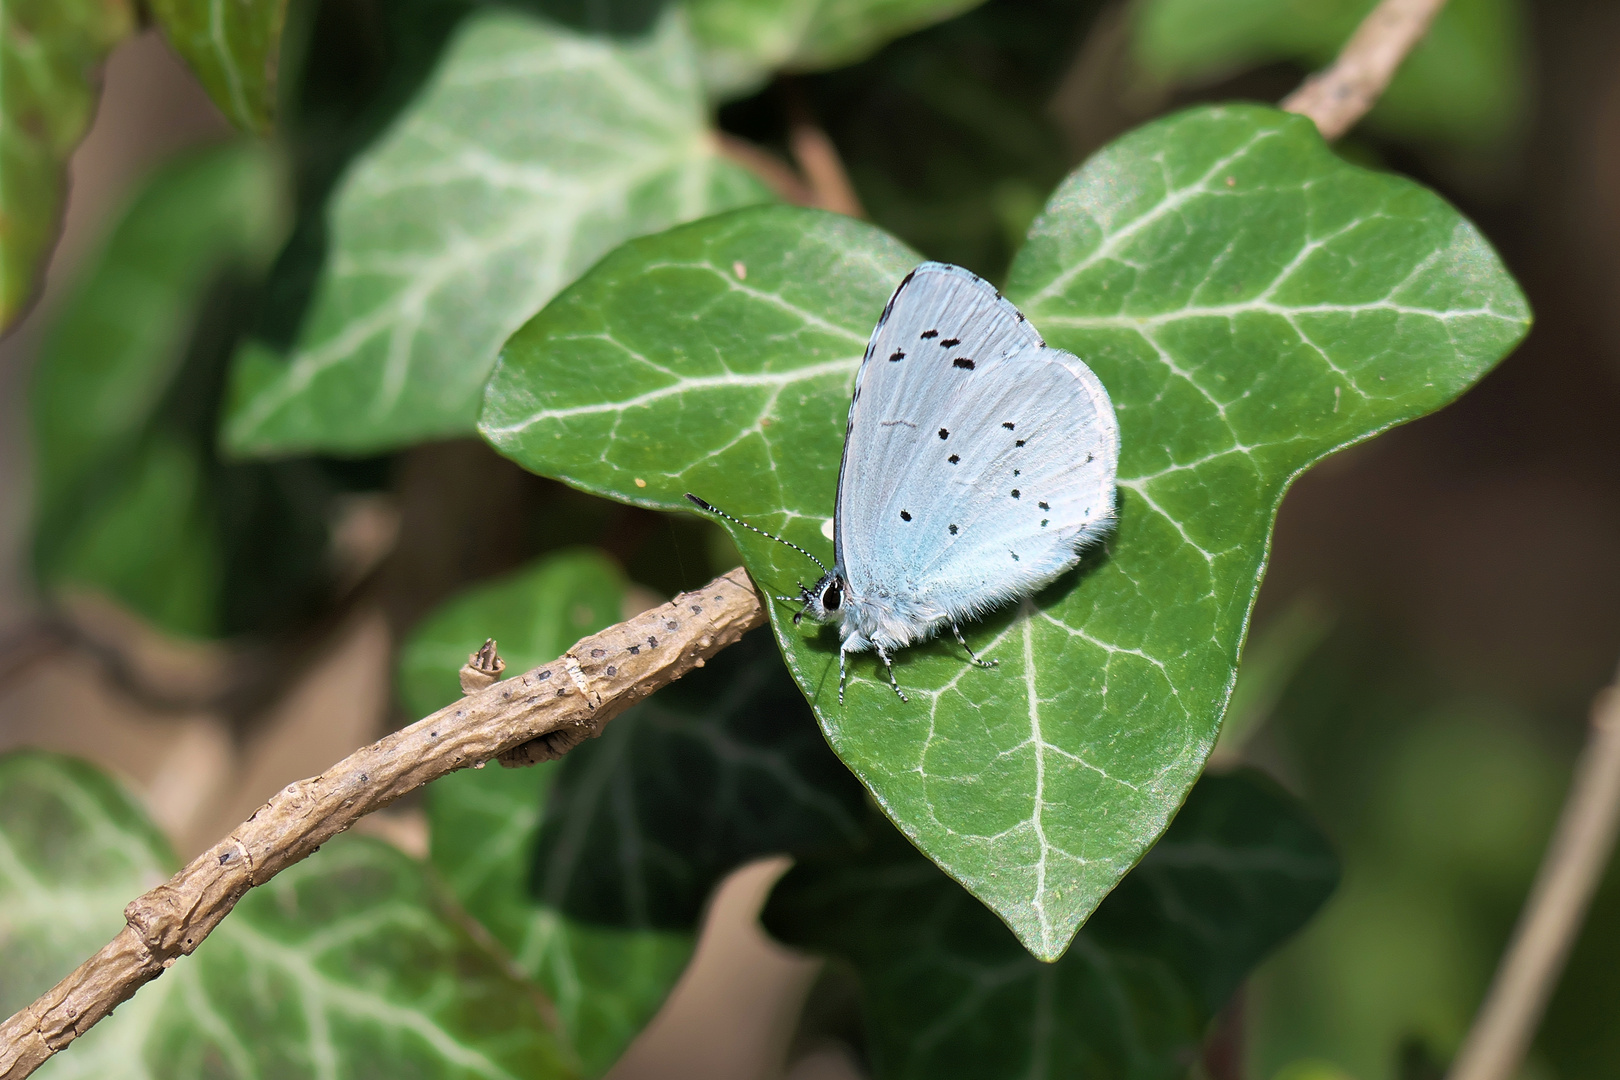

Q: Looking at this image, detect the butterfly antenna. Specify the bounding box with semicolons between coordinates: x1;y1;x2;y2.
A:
684;494;828;573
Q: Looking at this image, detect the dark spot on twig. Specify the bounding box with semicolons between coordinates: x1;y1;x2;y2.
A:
606;666;617;676
590;648;605;658
538;670;551;680
690;605;702;614
629;645;640;655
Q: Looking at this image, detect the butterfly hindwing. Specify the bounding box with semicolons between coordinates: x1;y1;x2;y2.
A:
836;263;1119;632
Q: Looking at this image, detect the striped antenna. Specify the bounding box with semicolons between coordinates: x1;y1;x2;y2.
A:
684;494;828;573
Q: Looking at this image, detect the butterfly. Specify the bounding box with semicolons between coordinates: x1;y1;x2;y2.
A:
691;261;1119;703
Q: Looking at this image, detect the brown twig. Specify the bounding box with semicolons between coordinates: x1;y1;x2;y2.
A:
0;568;767;1080
1280;0;1451;140
1444;676;1620;1080
788;123;864;219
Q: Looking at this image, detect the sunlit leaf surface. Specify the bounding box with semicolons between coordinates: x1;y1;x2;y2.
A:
0;752;570;1079
764;770;1338;1079
223;8;771;456
482;105;1527;959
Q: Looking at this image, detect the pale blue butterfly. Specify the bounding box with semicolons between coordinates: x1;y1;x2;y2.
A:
691;261;1120;703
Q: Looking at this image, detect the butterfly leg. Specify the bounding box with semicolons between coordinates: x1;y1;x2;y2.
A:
838;648;848;705
877;647;909;703
951;623;997;669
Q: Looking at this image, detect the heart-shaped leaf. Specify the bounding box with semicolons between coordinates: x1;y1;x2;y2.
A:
222;7;772;457
762;769;1339;1079
0;752;571;1080
0;0;136;328
408;550;866;1074
147;0;290;135
480;104;1529;959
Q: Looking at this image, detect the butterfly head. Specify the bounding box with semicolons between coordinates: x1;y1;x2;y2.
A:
794;571;846;626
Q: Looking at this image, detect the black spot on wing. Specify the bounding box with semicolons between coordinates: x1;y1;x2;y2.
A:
921;329;939;339
947;454;959;464
889;350;905;362
1011;489;1020;498
1039;501;1050;510
938;428;949;440
900;510;912;521
940;338;961;348
1015;439;1026;447
1003;422;1014;430
953;357;975;370
949;524;958;535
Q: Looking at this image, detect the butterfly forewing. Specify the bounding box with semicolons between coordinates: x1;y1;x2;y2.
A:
836;262;1119;629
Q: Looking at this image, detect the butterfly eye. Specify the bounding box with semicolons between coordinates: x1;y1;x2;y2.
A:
822;584;842;611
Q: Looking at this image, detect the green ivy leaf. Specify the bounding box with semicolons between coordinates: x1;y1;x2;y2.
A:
29;143;299;638
222;8;772;458
0;0;136;327
409;550;866;1073
0;753;171;1020
0;751;572;1079
480;104;1529;959
1131;0;1527;150
687;0;989;98
762;769;1339;1079
147;0;290;135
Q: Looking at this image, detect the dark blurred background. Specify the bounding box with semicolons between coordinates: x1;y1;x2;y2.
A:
3;1;1619;1077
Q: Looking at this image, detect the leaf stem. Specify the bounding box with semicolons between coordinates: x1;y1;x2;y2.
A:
1445;673;1620;1080
0;569;766;1080
1280;0;1452;140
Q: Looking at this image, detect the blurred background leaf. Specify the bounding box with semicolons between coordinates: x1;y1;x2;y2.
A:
148;0;291;135
0;751;572;1079
27;142;346;641
406;549;866;1073
1130;0;1528;152
763;769;1338;1079
689;0;991;98
222;7;772;457
0;0;136;328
